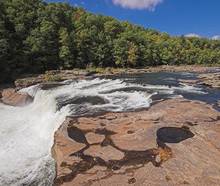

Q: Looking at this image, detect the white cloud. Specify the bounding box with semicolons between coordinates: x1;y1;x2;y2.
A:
184;33;201;38
212;35;220;40
112;0;163;10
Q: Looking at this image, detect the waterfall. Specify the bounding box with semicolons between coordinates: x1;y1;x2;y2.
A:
0;77;207;186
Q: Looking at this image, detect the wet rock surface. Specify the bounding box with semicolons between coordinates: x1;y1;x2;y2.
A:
1;88;33;106
198;72;220;88
52;98;220;186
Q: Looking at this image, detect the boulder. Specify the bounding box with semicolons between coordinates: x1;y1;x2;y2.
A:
1;88;33;106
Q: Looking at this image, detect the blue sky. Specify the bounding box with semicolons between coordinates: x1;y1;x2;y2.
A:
47;0;220;38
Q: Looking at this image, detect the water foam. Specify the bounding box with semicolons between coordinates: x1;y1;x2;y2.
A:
0;88;70;185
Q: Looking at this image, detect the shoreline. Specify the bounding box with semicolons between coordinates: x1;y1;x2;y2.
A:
12;65;220;90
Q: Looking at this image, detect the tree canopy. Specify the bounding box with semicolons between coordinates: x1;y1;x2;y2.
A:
1;0;220;82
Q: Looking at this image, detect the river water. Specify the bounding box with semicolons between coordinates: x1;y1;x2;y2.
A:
0;72;219;185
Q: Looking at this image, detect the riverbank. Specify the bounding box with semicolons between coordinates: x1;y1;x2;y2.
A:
13;65;220;90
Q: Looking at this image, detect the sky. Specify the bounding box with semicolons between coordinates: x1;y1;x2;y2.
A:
47;0;220;39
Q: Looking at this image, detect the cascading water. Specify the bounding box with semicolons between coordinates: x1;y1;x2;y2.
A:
0;87;70;185
0;74;213;186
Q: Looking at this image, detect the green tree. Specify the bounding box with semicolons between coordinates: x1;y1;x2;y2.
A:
25;20;59;71
59;27;75;69
1;0;220;83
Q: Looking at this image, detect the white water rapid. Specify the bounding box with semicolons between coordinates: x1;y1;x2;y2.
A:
0;77;206;185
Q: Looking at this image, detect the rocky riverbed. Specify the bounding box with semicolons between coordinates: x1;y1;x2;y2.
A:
0;67;219;186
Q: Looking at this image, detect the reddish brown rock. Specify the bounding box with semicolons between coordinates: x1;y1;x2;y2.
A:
1;88;33;106
52;120;86;180
85;132;105;144
52;98;220;186
84;145;124;161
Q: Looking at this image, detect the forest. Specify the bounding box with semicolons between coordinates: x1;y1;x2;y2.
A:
1;0;220;82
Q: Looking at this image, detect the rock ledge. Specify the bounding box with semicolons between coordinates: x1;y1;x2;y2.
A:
52;98;220;186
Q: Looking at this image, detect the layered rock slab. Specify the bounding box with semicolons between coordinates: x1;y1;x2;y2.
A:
1;88;33;106
52;98;220;186
198;72;220;88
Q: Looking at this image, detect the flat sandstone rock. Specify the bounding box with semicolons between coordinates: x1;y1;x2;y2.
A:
52;98;220;186
1;88;33;106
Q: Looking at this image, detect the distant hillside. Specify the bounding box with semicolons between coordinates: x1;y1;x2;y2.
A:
1;0;220;82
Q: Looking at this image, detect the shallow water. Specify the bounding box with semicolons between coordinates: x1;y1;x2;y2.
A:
110;72;220;110
0;72;219;185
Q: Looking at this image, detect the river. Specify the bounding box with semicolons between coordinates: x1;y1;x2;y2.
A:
0;72;219;185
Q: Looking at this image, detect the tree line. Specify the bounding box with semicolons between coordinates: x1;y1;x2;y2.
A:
1;0;220;82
